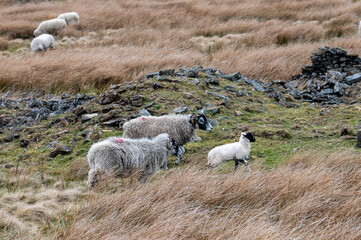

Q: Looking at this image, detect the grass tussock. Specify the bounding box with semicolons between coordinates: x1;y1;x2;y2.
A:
2;0;361;92
63;151;361;240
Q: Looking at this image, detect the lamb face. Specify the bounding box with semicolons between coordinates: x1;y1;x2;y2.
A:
242;132;256;142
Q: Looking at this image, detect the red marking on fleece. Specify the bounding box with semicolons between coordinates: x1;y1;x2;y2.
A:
141;117;146;121
112;138;123;143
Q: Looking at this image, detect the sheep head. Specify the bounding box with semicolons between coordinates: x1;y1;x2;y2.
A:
190;114;213;131
241;132;256;142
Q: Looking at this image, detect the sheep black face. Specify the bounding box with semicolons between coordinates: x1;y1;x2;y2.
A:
190;114;213;131
242;132;256;142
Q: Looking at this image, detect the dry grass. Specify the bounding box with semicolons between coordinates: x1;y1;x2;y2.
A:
2;0;361;92
63;151;361;240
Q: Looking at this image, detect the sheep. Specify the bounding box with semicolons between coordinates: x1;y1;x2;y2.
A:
33;19;66;37
86;133;176;187
30;34;54;52
207;132;256;171
57;12;79;25
122;114;213;165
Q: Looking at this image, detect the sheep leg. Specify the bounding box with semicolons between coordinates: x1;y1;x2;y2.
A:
234;160;240;171
175;146;185;165
160;160;168;170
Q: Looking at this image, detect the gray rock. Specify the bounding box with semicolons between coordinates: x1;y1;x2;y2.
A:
81;113;98;123
208;118;219;127
205;90;232;103
20;139;29;148
139;108;151;116
173;107;187;114
225;85;245;97
221;72;242;82
99;92;120;105
243;79;266;92
345;73;361;84
206;78;219;85
50;145;72;158
159;69;175;76
146;72;159;78
2;163;14;169
45;140;57;149
357;129;361;148
153;82;164;90
110;84;122;90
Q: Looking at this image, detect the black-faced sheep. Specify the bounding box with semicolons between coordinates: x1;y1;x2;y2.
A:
30;34;54;52
87;133;176;187
207;132;256;171
33;19;66;37
122;114;213;165
57;12;79;25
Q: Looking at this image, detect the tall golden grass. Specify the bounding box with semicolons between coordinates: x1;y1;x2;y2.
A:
63;151;361;240
2;0;361;92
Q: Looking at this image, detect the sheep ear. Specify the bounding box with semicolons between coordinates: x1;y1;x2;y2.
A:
189;114;197;125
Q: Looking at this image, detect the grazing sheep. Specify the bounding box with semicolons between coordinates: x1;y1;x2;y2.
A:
30;34;54;52
57;12;79;25
207;132;256;171
87;133;176;187
33;19;66;37
122;114;213;164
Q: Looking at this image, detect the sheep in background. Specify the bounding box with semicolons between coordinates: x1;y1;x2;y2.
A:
86;133;176;187
57;12;79;25
30;34;54;52
122;114;213;165
33;19;66;37
207;132;256;172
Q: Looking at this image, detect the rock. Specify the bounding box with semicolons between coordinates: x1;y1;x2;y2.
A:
173;107;187;114
2;163;14;169
340;127;349;136
93;131;103;141
205;90;232;103
204;106;220;115
153;82;164;90
4;134;14;143
206;78;219;85
243;79;266;92
61;93;71;99
183;92;194;99
102;118;127;127
208;118;219;127
320;108;329;115
99;92;120;105
157;76;181;83
159;69;175;76
81;113;98;123
224;85;245;97
146;72;159;78
50;145;72;158
129;95;144;107
81;129;93;143
268;91;286;102
72;106;87;117
45;140;57;149
144;102;154;108
56;130;69;138
235;110;243;116
20;139;29;148
221;72;242;82
356;129;361;148
110;84;121;90
345;73;361;84
139;108;151;116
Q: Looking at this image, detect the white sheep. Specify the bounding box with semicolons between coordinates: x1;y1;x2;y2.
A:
57;12;79;25
86;133;176;187
30;34;54;52
207;132;256;171
122;114;213;165
33;19;66;37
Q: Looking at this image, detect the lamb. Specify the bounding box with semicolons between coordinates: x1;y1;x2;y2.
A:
86;133;176;187
30;34;54;52
57;12;79;25
33;19;66;37
122;114;213;165
207;132;256;171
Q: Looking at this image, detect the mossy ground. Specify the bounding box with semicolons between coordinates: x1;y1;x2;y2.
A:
1;74;359;176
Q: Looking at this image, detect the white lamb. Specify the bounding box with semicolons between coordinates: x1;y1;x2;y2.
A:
30;34;54;52
57;12;79;25
207;132;256;171
33;19;66;37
